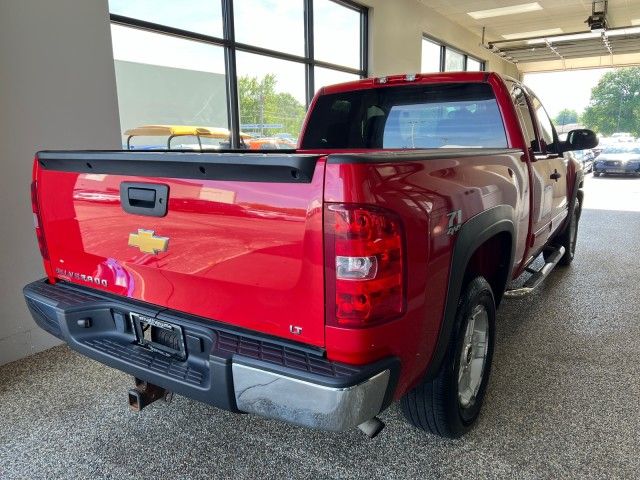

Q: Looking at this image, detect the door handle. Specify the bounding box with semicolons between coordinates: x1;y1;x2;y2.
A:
550;170;561;181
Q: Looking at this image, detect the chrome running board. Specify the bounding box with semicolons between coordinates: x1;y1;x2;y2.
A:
504;246;565;298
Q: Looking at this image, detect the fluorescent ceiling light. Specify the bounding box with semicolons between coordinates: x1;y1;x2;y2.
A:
502;28;563;40
527;32;599;44
632;19;640;26
468;2;542;20
606;26;640;36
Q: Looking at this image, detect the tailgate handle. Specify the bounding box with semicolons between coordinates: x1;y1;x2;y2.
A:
128;187;156;208
120;182;169;217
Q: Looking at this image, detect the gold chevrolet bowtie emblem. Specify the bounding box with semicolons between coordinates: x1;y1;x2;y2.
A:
128;229;169;255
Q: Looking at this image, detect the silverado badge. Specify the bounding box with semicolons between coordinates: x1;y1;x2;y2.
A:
128;229;169;255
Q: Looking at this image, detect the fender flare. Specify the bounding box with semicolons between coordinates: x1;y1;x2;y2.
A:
423;205;516;381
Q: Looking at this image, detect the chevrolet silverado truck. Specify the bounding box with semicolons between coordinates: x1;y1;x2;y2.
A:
24;72;597;438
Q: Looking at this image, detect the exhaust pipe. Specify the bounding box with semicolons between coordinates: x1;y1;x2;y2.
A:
128;378;172;412
357;417;385;438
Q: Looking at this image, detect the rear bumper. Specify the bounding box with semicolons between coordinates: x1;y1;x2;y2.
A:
23;279;398;431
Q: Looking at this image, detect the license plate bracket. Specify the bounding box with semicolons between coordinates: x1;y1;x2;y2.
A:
130;313;186;360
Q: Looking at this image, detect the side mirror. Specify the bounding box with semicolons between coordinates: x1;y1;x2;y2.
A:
564;129;598;151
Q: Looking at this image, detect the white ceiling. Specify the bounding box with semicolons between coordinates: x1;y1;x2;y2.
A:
421;0;640;42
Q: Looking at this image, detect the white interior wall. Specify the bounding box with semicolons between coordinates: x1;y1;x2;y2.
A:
0;0;121;365
362;0;520;78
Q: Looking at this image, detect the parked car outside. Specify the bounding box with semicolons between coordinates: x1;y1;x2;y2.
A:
568;149;595;173
593;144;640;177
610;132;635;143
273;132;298;143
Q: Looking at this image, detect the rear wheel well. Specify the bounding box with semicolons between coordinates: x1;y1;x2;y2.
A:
462;232;512;307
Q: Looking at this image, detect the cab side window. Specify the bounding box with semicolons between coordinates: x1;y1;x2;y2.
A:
531;96;557;153
509;84;539;153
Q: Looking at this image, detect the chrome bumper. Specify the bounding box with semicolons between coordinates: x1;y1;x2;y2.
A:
232;363;391;431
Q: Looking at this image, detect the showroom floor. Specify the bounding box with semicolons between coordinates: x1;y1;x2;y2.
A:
1;174;639;480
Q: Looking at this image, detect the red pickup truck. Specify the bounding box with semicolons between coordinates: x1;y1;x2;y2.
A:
24;72;597;438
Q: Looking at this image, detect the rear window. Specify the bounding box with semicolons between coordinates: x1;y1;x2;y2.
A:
301;82;507;149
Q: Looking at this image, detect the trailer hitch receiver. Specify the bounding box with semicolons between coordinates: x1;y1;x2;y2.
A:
128;378;173;412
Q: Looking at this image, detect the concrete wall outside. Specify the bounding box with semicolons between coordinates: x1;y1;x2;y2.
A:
114;60;228;146
0;0;121;365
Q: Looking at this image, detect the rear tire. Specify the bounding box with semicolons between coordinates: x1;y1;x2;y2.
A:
400;277;495;438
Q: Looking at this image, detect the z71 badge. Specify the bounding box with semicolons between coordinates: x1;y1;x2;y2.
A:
446;210;463;235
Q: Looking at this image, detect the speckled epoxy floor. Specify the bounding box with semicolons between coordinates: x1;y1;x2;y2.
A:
1;174;639;480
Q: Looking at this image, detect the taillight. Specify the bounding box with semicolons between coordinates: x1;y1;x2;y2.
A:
31;180;49;260
325;204;405;328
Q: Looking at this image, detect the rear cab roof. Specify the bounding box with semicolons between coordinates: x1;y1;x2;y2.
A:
318;71;510;96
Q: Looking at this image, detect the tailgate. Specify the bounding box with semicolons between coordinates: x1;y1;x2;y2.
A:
36;151;326;347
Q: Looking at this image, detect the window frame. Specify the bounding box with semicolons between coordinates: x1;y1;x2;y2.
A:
421;34;485;73
509;83;540;153
529;94;559;154
506;80;560;155
421;37;442;73
110;0;368;148
443;46;465;72
465;56;483;72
